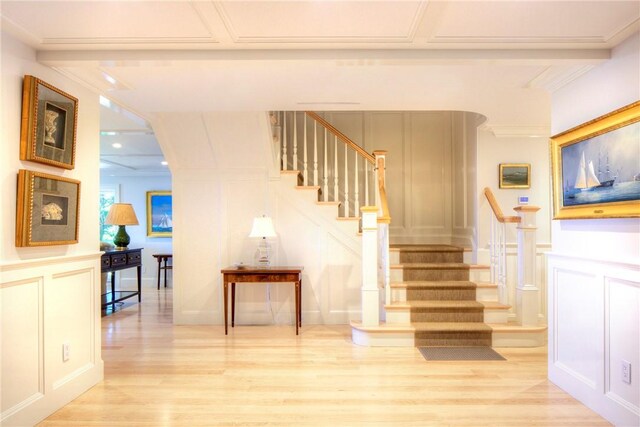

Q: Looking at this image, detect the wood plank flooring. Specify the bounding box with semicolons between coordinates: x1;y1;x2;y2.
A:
39;285;611;426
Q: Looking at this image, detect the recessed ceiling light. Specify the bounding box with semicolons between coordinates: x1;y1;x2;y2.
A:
161;161;168;166
112;143;122;148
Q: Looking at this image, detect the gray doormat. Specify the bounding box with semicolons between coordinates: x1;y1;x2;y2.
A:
418;346;506;361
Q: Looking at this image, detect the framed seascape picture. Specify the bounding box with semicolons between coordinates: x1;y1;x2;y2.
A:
551;101;640;220
499;163;530;189
147;191;172;237
16;170;80;247
20;75;78;169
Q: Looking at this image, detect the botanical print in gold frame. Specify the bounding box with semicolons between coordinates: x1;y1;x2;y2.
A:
16;170;81;247
499;163;530;189
550;101;640;220
20;75;78;169
146;191;172;237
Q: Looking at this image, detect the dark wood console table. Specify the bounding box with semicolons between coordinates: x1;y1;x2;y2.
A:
221;266;303;335
101;248;142;309
152;253;172;289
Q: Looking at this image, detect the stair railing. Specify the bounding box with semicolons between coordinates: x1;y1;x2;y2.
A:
274;111;376;218
483;187;541;326
483;188;519;304
271;111;391;327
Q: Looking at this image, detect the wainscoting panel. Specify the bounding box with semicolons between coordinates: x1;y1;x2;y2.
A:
0;253;103;427
548;253;640;427
0;278;44;420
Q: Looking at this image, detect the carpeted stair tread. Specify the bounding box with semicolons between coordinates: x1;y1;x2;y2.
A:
391;263;470;270
390;244;463;252
408;300;484;309
391;280;476;289
412;322;492;332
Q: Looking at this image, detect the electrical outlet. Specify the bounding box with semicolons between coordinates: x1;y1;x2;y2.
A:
622;360;631;384
62;342;70;362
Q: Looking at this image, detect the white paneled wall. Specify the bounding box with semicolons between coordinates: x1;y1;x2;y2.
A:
549;32;640;426
320;111;483;246
154;112;362;326
1;255;103;427
548;255;639;426
1;31;103;425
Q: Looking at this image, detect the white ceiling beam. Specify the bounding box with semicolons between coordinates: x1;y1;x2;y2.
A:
37;48;611;67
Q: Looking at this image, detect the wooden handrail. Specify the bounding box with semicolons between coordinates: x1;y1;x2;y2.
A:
305;111;375;164
483;187;520;223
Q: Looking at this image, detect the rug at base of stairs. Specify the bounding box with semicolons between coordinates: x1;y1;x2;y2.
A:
418;346;506;361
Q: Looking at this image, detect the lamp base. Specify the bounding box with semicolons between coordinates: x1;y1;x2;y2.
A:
113;225;130;249
256;238;271;266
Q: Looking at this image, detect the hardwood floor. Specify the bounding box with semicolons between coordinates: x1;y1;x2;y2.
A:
39;285;610;426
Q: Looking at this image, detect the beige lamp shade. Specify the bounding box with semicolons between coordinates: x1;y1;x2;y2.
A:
105;203;139;226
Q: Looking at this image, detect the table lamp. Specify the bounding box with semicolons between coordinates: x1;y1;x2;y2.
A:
249;215;277;266
105;203;139;249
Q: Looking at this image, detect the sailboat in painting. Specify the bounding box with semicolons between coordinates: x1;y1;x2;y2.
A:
574;151;600;191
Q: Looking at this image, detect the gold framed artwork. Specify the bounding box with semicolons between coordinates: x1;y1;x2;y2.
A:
550;101;640;220
16;169;81;247
499;163;530;189
146;191;172;237
20;75;78;169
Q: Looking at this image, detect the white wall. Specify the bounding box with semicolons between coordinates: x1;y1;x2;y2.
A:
153;112;363;326
548;32;640;427
0;31;103;426
318;111;481;247
100;175;173;287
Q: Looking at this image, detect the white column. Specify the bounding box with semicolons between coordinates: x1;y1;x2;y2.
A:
361;206;379;327
514;205;540;326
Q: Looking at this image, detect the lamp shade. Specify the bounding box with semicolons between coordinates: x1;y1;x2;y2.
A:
249;216;276;238
105;203;139;226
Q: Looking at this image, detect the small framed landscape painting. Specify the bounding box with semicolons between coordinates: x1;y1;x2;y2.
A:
499;163;530;189
16;169;80;247
20;75;78;169
147;191;172;237
550;101;640;220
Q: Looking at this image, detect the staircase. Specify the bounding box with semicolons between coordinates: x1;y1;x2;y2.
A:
388;245;502;347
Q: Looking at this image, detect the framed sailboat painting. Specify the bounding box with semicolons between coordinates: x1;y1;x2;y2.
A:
146;191;172;237
551;101;640;219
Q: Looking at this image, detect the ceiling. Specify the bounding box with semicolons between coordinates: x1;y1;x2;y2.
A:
2;1;638;176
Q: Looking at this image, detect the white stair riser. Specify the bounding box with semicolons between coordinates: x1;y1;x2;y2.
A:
469;269;490;282
390;288;406;303
484;309;509;324
492;330;547;347
476;287;498;301
389;250;400;264
390;268;403;282
385;310;411;325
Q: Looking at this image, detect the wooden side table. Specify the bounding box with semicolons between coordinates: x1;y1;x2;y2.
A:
220;266;304;335
152;254;172;289
101;248;143;309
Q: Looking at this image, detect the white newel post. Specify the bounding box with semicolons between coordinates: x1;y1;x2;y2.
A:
361;206;379;327
514;205;540;326
373;150;391;307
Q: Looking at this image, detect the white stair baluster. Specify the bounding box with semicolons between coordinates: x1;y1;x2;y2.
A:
354;154;359;215
293;112;298;172
282;112;288;170
333;136;339;203
313;121;318;186
323;128;328;201
303;114;308;184
364;161;369;207
344;144;350;217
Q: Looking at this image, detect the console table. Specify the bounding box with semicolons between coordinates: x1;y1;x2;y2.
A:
101;248;142;310
221;266;303;335
152;253;172;289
